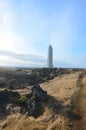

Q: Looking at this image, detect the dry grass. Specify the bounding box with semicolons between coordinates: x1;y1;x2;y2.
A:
0;70;86;130
70;72;86;130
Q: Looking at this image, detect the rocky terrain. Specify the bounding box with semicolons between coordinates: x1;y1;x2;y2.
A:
0;68;78;89
0;68;86;130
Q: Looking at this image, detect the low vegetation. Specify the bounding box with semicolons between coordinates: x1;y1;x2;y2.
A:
0;68;85;130
0;68;80;89
15;95;28;107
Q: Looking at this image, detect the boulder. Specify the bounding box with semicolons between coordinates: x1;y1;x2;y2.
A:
27;96;43;118
31;84;48;101
26;84;48;118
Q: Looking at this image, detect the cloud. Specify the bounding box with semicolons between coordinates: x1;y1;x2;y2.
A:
0;0;76;57
0;0;13;29
0;0;37;54
0;50;46;67
0;0;86;68
0;55;45;67
0;50;86;68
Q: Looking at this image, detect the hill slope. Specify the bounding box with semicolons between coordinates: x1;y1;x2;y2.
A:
0;70;86;130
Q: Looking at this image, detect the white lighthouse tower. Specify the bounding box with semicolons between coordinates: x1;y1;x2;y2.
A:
47;45;53;68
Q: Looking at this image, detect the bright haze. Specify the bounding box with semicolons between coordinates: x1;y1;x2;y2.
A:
0;0;86;68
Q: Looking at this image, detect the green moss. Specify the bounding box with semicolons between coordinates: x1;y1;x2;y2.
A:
15;95;28;107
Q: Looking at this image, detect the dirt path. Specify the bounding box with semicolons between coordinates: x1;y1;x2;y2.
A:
71;72;86;130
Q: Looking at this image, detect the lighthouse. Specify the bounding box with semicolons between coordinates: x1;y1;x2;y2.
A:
47;45;53;68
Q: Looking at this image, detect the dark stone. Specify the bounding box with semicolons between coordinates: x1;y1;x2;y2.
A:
31;84;48;101
27;96;43;118
26;84;48;118
0;89;19;106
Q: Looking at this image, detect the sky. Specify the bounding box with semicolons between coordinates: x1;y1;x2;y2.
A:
0;0;86;68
